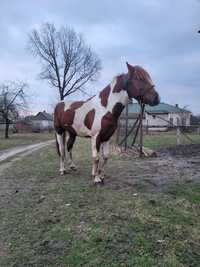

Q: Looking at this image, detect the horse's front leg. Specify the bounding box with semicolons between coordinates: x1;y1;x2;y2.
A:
91;135;102;184
98;141;109;181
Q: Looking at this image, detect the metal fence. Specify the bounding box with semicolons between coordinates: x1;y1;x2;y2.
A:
115;111;200;152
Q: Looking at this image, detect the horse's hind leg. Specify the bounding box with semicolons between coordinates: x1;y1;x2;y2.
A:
66;131;77;171
55;132;66;175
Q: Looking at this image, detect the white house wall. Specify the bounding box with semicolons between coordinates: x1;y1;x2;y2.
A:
32;120;53;130
145;113;169;127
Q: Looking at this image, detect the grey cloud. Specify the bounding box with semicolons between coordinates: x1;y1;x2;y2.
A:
0;0;200;113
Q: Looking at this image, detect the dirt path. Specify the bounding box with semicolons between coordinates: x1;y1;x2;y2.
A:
0;140;54;172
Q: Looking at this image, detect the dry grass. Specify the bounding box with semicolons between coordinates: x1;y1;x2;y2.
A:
0;132;54;150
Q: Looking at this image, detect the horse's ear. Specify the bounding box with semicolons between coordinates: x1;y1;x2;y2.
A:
126;62;135;77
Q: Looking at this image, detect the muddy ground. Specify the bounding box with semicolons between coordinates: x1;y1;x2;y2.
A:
0;143;200;194
106;144;200;192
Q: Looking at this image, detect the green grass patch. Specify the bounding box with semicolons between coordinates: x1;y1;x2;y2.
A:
0;139;200;266
118;132;200;150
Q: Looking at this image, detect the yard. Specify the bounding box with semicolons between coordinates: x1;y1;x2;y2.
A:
119;131;200;150
0;132;54;151
0;135;200;267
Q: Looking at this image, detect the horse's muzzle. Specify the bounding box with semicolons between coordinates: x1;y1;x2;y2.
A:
153;93;160;106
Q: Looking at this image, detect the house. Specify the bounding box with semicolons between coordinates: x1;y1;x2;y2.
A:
15;119;33;133
15;111;53;133
121;102;191;131
30;111;53;132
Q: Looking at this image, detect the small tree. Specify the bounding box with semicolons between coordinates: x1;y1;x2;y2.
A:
28;23;101;100
0;81;28;138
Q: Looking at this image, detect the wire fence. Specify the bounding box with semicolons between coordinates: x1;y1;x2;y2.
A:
115;105;200;152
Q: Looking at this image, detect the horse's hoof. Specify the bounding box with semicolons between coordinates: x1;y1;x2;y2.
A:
93;177;105;186
70;166;77;171
60;170;66;175
93;181;104;186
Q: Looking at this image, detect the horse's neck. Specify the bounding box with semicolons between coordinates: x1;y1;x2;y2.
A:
107;76;129;109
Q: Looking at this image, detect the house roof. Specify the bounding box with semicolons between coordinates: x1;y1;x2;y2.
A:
127;102;191;114
25;111;53;121
35;111;53;121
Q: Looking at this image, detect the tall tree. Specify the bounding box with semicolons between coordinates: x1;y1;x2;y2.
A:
0;81;28;138
28;23;101;100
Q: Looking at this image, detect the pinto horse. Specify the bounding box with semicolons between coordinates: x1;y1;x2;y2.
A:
54;62;160;184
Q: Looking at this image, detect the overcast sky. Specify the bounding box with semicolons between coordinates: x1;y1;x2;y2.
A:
0;0;200;114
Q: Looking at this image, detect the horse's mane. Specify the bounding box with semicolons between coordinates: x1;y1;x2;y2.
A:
115;66;152;84
133;65;153;84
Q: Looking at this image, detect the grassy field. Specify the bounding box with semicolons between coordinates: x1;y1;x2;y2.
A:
0;131;199;152
0;138;199;266
0;132;54;150
119;132;200;150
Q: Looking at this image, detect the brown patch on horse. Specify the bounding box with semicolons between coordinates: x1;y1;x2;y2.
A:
70;101;84;110
65;126;77;151
112;75;125;93
54;102;75;130
54;102;64;132
63;109;75;125
112;103;125;119
99;86;111;107
84;109;95;130
96;103;125;150
96;112;117;151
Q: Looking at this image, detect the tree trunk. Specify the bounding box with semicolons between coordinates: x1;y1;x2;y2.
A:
5;118;10;139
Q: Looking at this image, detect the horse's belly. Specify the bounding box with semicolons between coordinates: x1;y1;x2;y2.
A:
72;121;91;137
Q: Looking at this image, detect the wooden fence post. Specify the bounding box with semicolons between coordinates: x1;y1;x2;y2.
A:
115;122;120;145
124;104;129;151
139;104;145;157
176;127;181;145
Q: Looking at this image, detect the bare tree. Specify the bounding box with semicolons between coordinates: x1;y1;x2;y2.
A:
28;23;101;100
0;81;28;138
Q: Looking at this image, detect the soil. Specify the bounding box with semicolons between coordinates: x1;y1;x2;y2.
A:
106;144;200;192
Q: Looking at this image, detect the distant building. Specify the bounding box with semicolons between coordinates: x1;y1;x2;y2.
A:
30;111;53;132
15;111;53;133
15;119;32;133
121;102;191;131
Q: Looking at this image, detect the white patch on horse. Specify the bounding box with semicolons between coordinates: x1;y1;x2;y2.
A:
64;100;75;111
72;100;95;136
63;76;129;138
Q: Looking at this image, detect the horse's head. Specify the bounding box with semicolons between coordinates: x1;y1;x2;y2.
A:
125;62;160;106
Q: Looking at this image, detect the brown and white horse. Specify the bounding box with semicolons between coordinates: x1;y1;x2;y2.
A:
54;62;160;184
